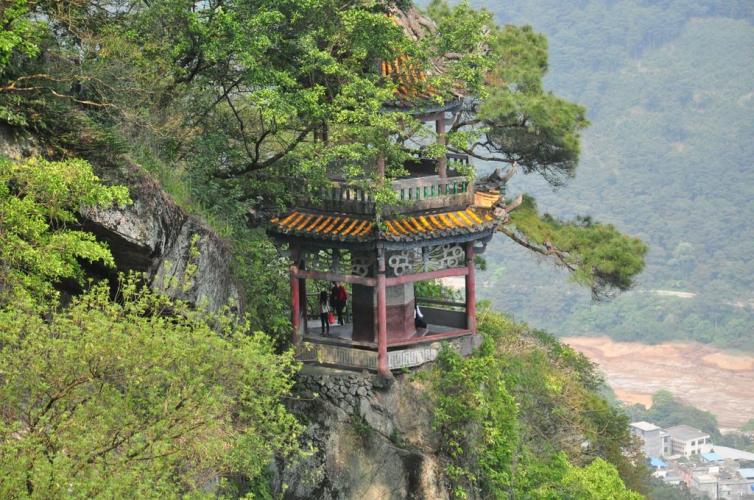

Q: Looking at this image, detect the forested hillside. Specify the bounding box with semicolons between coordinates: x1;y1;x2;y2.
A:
467;0;754;350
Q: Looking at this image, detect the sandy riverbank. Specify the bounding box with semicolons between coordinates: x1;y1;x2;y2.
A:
562;336;754;428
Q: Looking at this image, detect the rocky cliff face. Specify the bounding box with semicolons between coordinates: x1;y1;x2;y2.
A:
80;166;243;312
275;368;450;500
0;125;243;312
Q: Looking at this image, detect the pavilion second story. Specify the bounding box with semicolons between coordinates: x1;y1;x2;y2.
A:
301;152;474;216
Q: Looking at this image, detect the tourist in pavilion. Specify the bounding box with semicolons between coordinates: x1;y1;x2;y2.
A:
330;281;348;326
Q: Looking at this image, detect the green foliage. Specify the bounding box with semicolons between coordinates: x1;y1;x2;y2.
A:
19;0;418;208
0;1;42;73
0;0;647;303
388;428;408;448
561;457;643;500
0;3;669;496
0;157;302;496
742;419;754;433
0;274;302;498
230;229;292;348
427;308;647;498
350;412;374;445
428;1;588;184
414;279;462;302
647;477;706;500
0;0;45;125
565;293;754;351
431;343;517;498
423;2;644;295
507;195;647;297
425;0;495;96
483;27;588;184
0;156;130;307
717;432;754;454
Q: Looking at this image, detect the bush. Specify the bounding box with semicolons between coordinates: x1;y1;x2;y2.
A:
428;308;646;498
0;275;302;497
0;156;129;307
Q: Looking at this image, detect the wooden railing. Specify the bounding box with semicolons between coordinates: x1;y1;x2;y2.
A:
446;152;470;166
415;296;466;310
416;296;468;330
391;175;472;213
305;154;474;215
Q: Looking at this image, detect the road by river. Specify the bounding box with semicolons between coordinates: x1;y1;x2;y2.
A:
562;336;754;428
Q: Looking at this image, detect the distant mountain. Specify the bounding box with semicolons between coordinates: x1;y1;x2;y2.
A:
457;1;754;349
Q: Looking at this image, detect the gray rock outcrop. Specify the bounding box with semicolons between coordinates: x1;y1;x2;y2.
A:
1;125;242;312
80;166;243;312
274;368;450;500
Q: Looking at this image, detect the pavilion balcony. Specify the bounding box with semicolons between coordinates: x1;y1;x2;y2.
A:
302;153;473;216
298;294;479;372
303;295;469;347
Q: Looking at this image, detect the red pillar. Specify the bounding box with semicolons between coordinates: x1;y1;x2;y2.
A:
291;265;300;344
436;113;447;181
299;251;307;337
466;244;477;334
376;249;390;377
290;247;302;345
299;276;307;336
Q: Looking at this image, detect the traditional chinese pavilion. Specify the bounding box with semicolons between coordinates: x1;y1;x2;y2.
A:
268;12;501;377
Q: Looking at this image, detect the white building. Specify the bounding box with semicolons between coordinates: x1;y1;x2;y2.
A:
666;425;711;457
631;421;661;458
630;421;672;458
660;430;671;456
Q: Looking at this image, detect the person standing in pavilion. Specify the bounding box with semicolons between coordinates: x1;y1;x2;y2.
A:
318;290;331;336
330;281;348;326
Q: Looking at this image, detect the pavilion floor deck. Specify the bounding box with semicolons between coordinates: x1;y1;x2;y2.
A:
297;322;479;371
302;319;472;359
305;320;462;344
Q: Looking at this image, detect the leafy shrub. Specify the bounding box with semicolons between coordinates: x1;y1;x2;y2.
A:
0;156;129;307
0;155;302;497
428;308;646;498
0;275;302;498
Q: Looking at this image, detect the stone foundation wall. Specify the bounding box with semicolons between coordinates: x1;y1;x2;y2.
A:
296;372;375;416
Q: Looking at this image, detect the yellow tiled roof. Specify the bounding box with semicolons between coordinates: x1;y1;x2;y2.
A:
270;208;497;243
381;55;435;102
271;211;375;242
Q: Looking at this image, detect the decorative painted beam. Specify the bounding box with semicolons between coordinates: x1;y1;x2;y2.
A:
293;269;377;287
385;266;468;286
